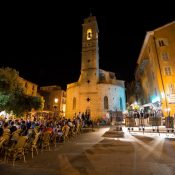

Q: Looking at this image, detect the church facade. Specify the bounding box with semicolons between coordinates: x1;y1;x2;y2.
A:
66;15;126;120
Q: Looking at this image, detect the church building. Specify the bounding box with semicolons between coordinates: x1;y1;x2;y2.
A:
66;15;126;120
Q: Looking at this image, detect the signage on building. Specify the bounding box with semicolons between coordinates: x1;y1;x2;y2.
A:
168;94;175;104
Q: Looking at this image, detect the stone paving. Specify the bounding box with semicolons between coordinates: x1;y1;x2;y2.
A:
1;127;175;175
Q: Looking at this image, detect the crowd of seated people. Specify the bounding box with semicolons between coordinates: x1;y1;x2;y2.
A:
0;111;99;165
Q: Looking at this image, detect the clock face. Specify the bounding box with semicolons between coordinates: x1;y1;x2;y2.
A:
87;29;92;40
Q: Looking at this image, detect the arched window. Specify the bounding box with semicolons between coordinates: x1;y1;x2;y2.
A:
120;97;123;111
104;96;108;110
73;97;76;110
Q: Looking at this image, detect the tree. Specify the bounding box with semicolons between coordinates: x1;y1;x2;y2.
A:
0;67;43;117
0;67;23;94
9;94;44;116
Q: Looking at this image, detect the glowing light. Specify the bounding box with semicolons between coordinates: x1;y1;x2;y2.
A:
87;29;92;40
54;98;58;103
161;92;165;99
164;108;171;112
151;96;160;103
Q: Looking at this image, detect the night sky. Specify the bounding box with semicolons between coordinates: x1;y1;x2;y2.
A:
2;5;175;90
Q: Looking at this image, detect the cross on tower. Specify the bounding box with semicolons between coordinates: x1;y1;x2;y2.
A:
87;80;91;84
87;97;90;102
90;8;93;16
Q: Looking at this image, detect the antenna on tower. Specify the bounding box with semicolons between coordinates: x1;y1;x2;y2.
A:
89;8;93;16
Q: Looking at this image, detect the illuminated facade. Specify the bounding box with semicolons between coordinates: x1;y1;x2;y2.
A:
39;85;66;116
66;15;126;120
18;77;38;96
135;21;175;117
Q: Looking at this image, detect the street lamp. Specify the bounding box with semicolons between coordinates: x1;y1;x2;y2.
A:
54;98;58;104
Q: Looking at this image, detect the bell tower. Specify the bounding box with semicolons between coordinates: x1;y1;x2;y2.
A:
79;15;99;84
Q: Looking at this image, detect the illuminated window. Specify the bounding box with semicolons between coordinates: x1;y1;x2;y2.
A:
87;29;92;40
162;52;169;61
104;96;108;110
73;97;76;110
164;67;171;76
168;84;175;94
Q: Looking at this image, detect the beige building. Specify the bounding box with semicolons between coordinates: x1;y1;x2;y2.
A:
39;85;66;116
18;77;38;96
66;15;126;120
135;21;175;117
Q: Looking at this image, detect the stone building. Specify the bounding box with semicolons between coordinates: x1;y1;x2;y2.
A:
66;15;126;120
135;21;175;117
39;85;66;117
18;77;38;96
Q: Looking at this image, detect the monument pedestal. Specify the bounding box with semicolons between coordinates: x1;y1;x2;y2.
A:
103;124;124;138
103;112;124;138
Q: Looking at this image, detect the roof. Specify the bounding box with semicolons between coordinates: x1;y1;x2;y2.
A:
153;21;175;32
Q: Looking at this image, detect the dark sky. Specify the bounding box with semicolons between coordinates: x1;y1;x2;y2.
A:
2;5;175;90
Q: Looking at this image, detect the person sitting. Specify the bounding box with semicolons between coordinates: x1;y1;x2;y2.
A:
0;127;4;142
10;121;17;134
3;122;10;134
